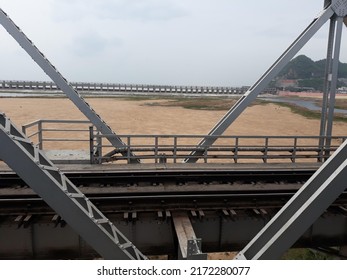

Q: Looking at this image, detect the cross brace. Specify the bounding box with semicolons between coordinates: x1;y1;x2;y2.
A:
0;8;139;163
0;112;147;260
235;138;347;259
233;0;347;260
185;1;345;163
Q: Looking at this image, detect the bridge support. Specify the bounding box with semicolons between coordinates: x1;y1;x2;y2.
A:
319;15;344;159
185;0;346;163
172;212;207;260
235;138;347;259
0;112;146;259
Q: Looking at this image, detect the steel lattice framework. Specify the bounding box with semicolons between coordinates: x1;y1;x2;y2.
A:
0;8;139;163
185;0;347;163
235;0;347;259
0;113;147;259
0;0;346;260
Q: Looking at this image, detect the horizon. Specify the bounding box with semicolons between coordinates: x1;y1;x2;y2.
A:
0;1;346;86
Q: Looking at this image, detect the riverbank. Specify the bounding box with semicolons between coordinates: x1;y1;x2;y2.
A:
2;96;347;141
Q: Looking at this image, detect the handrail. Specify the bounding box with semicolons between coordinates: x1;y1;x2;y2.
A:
22;119;346;164
22;119;92;149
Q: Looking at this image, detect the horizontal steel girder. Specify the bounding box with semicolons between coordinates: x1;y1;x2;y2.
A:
0;208;346;259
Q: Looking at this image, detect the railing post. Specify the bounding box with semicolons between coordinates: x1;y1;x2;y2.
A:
38;120;43;150
127;137;131;164
155;136;158;164
96;130;102;164
234;137;239;163
173;136;177;164
292;137;297;163
89;126;95;164
263;137;269;163
204;145;208;163
318;136;324;162
324;135;332;160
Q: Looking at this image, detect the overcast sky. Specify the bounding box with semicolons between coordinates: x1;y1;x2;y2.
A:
0;0;346;86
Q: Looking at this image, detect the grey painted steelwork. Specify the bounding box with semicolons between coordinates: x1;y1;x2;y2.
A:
21;119;345;164
21;119;92;150
185;4;336;163
324;16;344;152
319;17;337;156
235;138;347;259
89;132;344;164
0;9;139;163
0;209;347;259
0;112;147;260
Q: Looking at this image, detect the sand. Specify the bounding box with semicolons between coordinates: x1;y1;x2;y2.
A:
1;97;346;151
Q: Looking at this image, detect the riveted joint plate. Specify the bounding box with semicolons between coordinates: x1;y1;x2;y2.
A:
332;0;347;16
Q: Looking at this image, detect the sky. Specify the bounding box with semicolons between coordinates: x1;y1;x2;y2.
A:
0;0;346;87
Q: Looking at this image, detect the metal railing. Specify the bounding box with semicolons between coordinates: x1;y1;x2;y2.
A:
22;119;346;164
22;119;92;150
91;134;345;164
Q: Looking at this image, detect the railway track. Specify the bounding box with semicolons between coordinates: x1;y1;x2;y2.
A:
0;165;324;213
2;190;347;213
1;166;347;259
0;167;316;187
1;166;346;216
0;167;317;214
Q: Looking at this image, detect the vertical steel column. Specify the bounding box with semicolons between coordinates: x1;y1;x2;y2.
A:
0;8;139;163
235;138;347;260
324;16;344;153
184;5;335;163
319;17;336;160
0;112;147;260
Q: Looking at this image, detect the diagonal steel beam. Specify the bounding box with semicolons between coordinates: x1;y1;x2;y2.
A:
0;112;147;259
235;137;347;260
184;4;335;163
0;8;139;163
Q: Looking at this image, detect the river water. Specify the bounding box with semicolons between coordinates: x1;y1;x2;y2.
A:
261;97;347;116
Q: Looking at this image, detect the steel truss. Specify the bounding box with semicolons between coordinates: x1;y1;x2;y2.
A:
319;14;344;157
0;8;139;163
235;138;347;259
185;0;346;163
0;112;147;259
234;1;347;259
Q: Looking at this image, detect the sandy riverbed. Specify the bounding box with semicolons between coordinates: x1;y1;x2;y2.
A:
1;97;346;154
2;97;347;133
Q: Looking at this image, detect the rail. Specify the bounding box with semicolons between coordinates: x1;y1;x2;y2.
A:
21;119;346;164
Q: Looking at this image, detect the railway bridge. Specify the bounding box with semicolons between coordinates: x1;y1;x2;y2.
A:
0;80;256;96
1;0;347;260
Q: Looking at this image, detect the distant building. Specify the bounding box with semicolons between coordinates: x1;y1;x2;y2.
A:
337;87;347;94
275;79;298;89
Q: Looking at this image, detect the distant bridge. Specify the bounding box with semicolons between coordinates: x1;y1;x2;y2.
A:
0;80;277;95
